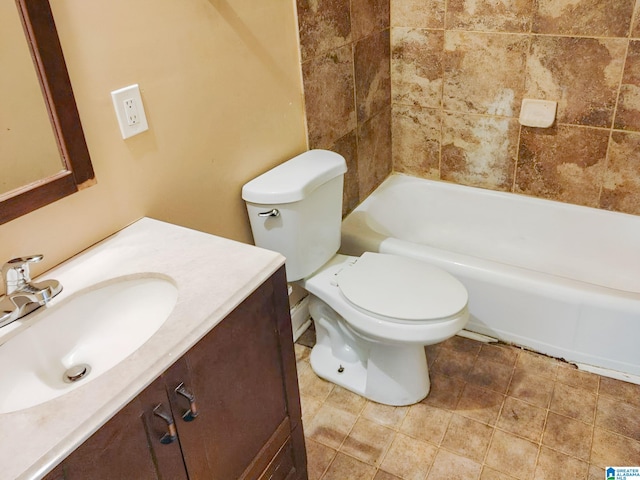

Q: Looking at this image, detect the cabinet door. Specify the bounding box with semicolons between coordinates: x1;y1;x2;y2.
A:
164;274;292;479
47;375;188;480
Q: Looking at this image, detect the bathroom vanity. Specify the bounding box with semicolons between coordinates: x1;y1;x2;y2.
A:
0;219;306;480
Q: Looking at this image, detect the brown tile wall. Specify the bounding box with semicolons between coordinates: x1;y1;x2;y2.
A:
298;1;640;217
391;0;640;215
297;0;391;215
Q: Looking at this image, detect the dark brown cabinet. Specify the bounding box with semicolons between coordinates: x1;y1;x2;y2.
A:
44;267;307;480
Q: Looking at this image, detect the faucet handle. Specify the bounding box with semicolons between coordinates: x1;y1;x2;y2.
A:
5;255;43;266
2;255;44;294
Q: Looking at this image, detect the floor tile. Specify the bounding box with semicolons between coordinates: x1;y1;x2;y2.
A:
422;372;465;410
325;385;368;416
298;361;335;401
515;351;559;380
477;343;518;367
306;403;358;449
508;370;554;409
295;338;640;480
322;452;377;480
467;358;514;394
485;430;539;480
432;347;476;379
556;364;599;393
295;343;311;362
441;414;493;462
427;449;482;479
595;394;640;441
301;394;323;424
497;395;546;443
374;471;403;480
362;402;409;430
542;412;593;461
588;465;605;480
380;433;437;480
590;427;640;468
341;417;396;466
456;384;505;426
480;467;518;479
425;344;441;367
599;377;640;408
550;382;597;424
306;438;337;480
400;403;452;445
533;446;589;480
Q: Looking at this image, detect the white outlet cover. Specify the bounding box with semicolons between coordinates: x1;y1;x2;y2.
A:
111;84;149;139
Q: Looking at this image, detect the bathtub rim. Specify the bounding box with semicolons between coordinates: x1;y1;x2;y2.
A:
341;173;640;380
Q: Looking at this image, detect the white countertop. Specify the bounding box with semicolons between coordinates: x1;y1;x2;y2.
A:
0;218;285;480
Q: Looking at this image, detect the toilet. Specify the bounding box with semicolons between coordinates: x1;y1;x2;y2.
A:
242;150;469;406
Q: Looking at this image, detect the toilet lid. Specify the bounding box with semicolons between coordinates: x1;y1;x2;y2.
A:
336;252;468;321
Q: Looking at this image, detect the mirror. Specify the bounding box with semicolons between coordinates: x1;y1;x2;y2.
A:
0;0;95;225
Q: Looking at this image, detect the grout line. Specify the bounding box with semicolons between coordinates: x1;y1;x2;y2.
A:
478;347;518;471
425;28;638;42
389;97;640;134
438;0;449;185
511;30;534;194
598;37;632;208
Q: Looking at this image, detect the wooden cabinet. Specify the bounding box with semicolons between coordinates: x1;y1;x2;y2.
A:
44;376;188;480
44;267;307;480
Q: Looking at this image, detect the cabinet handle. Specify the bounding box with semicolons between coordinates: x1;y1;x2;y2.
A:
153;404;178;444
175;383;199;421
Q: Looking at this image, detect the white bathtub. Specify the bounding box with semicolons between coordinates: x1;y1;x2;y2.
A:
341;174;640;380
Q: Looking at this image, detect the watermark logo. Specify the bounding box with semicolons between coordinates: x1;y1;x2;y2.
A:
607;467;640;479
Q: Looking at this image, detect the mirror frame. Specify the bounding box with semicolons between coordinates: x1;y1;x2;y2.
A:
1;0;95;225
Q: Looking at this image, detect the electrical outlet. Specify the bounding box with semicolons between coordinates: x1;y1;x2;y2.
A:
111;84;148;139
124;98;139;125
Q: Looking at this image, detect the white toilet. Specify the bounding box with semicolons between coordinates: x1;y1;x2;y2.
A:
242;150;469;406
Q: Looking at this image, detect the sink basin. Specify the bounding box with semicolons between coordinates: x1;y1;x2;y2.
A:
0;276;178;414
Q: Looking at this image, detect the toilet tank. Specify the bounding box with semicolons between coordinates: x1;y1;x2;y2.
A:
242;150;347;282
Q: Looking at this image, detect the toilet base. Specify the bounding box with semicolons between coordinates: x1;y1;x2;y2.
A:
308;297;430;406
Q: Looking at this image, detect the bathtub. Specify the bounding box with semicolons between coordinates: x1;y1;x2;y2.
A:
341;174;640;380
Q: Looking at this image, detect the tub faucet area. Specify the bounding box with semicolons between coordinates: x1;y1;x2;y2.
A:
0;255;62;328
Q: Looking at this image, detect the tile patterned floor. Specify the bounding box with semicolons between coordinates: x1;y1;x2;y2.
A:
295;334;640;480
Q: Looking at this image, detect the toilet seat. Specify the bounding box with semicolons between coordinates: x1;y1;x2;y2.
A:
299;254;469;345
336;252;468;323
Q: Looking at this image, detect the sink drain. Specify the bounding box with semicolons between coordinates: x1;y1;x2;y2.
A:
63;364;92;383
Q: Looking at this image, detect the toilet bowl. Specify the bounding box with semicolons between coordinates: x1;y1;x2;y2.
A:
299;254;468;405
242;149;469;405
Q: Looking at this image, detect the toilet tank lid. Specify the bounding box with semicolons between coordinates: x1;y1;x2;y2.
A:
242;149;347;204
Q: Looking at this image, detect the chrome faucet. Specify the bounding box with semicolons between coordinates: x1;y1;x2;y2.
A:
0;255;62;329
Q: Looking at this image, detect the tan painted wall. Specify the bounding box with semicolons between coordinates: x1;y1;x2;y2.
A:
0;0;307;281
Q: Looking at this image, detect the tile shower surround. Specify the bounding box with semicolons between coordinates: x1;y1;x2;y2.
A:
297;0;640;216
296;336;640;480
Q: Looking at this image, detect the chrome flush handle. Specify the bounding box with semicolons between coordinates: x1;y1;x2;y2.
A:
258;209;280;218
